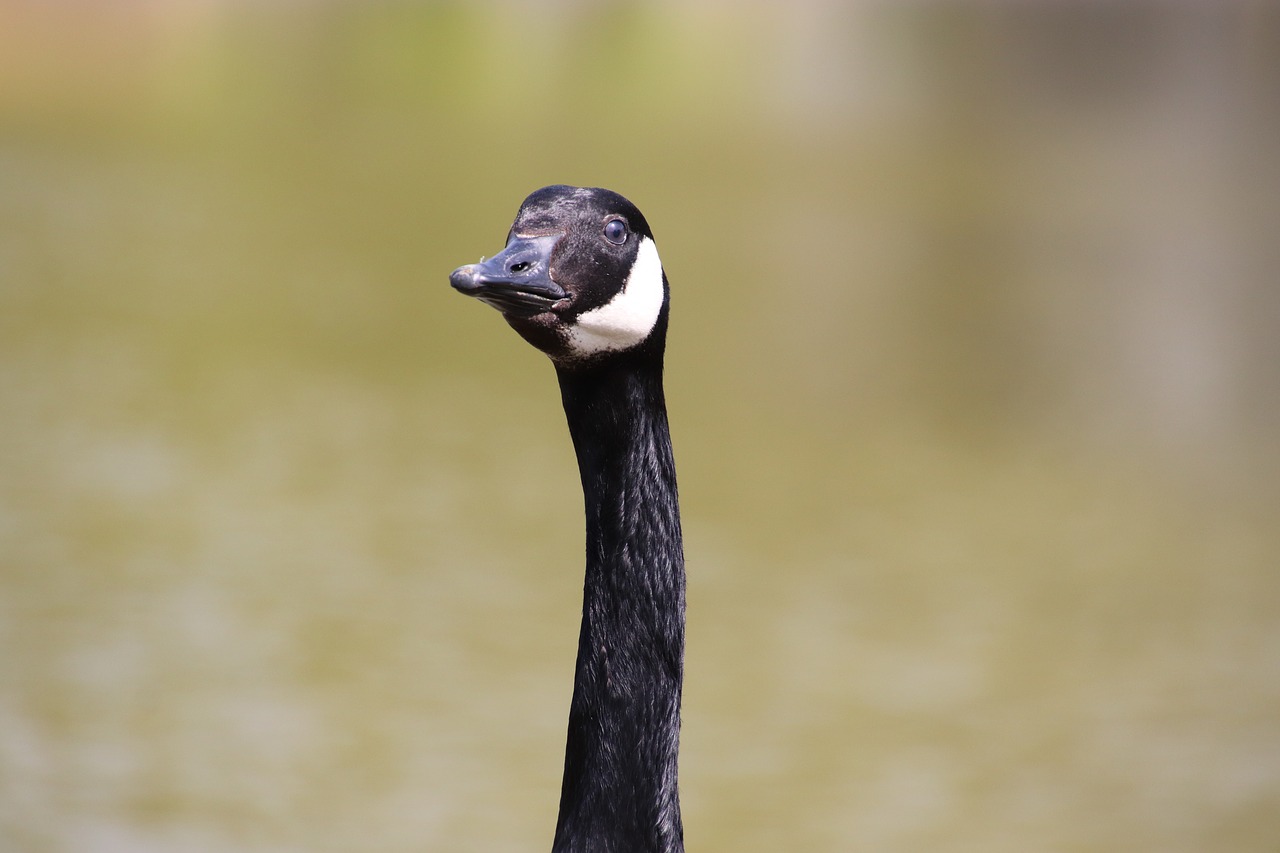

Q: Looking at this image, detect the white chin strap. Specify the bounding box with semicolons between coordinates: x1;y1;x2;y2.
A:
565;236;665;357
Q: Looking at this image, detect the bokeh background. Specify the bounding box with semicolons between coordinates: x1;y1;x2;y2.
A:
2;1;1278;851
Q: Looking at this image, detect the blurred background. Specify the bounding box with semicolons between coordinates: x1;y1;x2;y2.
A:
2;1;1278;851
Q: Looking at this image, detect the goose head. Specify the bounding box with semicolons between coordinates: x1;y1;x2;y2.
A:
450;185;669;367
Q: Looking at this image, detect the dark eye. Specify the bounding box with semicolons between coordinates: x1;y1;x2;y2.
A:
603;218;628;245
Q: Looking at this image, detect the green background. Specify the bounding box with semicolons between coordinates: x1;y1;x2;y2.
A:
2;3;1278;851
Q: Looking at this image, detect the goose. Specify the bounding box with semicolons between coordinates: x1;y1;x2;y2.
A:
450;185;686;853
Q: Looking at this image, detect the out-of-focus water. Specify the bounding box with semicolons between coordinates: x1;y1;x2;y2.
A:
2;3;1278;851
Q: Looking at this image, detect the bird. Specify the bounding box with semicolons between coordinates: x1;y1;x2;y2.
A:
450;185;686;853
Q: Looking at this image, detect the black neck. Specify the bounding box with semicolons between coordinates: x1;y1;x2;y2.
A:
551;355;686;853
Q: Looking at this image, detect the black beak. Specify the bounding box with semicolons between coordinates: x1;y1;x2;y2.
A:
450;233;566;317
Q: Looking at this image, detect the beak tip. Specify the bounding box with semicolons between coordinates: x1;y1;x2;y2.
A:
450;265;479;293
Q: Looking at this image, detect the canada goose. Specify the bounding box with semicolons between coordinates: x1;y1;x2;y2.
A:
451;185;686;853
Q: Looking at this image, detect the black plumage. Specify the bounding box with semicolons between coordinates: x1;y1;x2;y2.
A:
451;186;686;853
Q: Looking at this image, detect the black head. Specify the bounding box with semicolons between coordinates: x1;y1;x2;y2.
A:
450;185;670;367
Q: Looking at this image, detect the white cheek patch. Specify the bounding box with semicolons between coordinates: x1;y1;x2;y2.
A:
566;236;666;357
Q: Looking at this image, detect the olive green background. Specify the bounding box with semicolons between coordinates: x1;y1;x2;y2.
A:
2;3;1278;851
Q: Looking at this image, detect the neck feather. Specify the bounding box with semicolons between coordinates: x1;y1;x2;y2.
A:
551;356;686;853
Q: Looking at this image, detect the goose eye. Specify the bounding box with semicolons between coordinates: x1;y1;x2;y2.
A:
603;219;627;245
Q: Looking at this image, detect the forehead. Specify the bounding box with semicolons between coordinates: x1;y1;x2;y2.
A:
512;186;646;236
